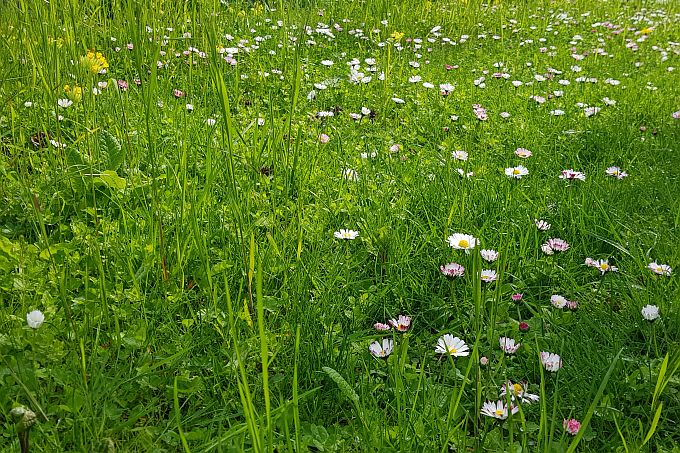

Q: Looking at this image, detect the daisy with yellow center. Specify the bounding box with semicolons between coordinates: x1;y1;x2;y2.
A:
447;233;478;251
435;334;469;357
500;381;539;404
481;400;518;420
505;165;529;179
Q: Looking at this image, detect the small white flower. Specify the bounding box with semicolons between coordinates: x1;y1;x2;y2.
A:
206;118;216;126
185;103;194;112
534;219;551;231
499;337;520;354
540;352;562;372
648;262;672;276
435;334;470;357
500;381;539;404
550;295;568;309
481;400;518;419
481;269;498;282
515;148;532;158
641;305;660;321
505;165;529;178
369;338;394;357
452;150;468;161
447;233;478;251
585;258;618;274
27;310;45;329
58;98;73;108
559;169;586;181
481;249;499;262
50;139;66;149
541;243;554;255
584;106;601;117
342;168;359;181
605;166;628;179
334;229;359;240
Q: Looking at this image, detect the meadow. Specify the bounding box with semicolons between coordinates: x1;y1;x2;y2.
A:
1;0;679;451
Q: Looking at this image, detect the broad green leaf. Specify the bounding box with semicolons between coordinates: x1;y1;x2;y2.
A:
99;129;124;171
97;170;126;190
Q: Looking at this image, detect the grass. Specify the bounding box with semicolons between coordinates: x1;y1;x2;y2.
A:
1;0;679;451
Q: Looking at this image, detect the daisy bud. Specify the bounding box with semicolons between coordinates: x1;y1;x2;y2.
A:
563;419;581;435
26;310;44;329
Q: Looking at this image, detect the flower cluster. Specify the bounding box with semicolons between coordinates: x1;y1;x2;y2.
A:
550;294;578;310
81;50;109;74
541;238;570;255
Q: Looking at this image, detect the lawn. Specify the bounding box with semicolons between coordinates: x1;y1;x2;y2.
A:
1;0;679;451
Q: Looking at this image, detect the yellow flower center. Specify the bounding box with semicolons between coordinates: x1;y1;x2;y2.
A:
448;346;457;354
459;240;469;248
512;383;523;394
599;263;609;270
495;409;504;416
512;169;521;175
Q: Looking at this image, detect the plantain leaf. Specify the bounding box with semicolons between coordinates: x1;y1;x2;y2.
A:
99;130;124;171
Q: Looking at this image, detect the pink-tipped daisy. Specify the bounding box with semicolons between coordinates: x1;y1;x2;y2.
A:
440;262;465;277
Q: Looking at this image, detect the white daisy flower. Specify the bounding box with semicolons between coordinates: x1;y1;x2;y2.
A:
481;269;498;282
500;381;539;404
334;229;359;240
534;219;551;231
447;233;478;251
435;334;470;357
452;150;468;161
641;304;660;321
515;148;532;158
540;352;562;372
550;295;568;309
480;249;499;262
369;338;394;358
26;310;45;329
481;400;518;419
505;165;529;178
499;337;520;354
648;262;672;276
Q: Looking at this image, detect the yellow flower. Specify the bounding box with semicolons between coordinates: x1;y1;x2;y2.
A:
390;31;404;41
64;84;83;102
81;50;109;74
639;27;653;34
